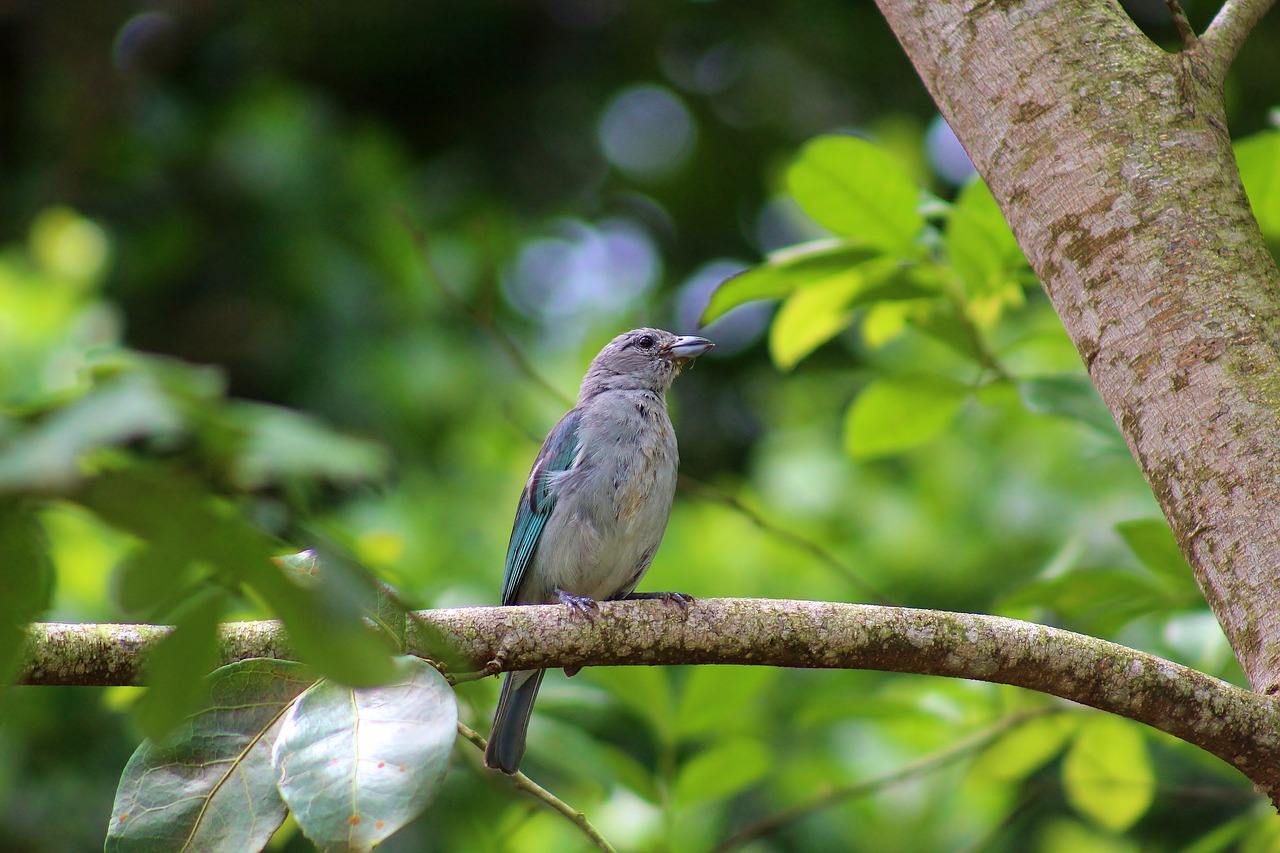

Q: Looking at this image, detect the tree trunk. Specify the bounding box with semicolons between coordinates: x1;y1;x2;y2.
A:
875;0;1280;692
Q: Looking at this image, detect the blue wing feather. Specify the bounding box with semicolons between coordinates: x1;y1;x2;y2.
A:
501;408;583;605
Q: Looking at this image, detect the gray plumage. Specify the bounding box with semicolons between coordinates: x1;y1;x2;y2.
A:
485;328;713;774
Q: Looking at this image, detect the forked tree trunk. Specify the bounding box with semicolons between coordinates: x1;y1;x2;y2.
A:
875;0;1280;692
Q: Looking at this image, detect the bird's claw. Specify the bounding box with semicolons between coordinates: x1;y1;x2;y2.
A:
556;588;601;618
624;591;694;612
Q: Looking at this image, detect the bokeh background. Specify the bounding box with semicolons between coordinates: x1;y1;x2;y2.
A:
2;1;1279;850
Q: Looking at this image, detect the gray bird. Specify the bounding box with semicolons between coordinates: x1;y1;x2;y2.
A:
484;328;714;774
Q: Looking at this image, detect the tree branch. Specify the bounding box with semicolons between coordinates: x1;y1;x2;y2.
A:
18;599;1280;803
1197;0;1278;84
1163;0;1198;49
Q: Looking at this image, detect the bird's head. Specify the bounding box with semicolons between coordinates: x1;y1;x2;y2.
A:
580;328;714;398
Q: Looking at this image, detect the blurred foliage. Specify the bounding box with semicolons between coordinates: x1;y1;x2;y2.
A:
1;1;1279;851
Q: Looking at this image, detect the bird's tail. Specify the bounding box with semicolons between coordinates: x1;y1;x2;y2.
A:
484;669;546;774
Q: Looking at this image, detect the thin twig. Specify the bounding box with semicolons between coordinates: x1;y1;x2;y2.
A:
456;721;619;853
678;475;897;605
1164;0;1198;48
716;707;1059;852
1197;0;1278;84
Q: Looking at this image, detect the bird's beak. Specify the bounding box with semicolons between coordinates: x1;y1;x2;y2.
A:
663;335;715;365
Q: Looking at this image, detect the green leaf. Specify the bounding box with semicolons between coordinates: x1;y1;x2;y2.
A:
905;300;991;365
845;376;969;459
111;545;194;616
133;587;227;741
229;403;390;490
588;666;676;741
672;737;770;807
0;373;183;493
1018;375;1118;435
946;177;1024;298
786;135;924;250
1061;715;1155;832
999;567;1190;634
530;715;659;802
79;469;397;687
106;659;318;853
768;260;936;369
1235;128;1280;240
701;240;882;324
969;713;1078;783
0;501;53;682
675;666;779;739
274;656;457;853
1115;518;1194;586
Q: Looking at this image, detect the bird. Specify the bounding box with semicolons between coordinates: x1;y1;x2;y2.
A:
484;327;714;774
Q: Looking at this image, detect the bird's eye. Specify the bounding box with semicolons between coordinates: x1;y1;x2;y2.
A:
637;335;656;349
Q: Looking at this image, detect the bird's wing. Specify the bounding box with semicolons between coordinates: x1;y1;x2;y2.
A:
501;407;584;605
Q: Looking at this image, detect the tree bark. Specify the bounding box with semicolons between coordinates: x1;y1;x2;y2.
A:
874;0;1280;692
19;600;1280;803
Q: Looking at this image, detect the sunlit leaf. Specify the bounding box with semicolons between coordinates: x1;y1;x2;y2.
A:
1236;128;1280;240
1018;375;1118;435
946;177;1025;301
274;656;457;853
845;376;970;459
701;240;882;324
672;737;769;807
1062;715;1155;832
132;587;227;741
767;260;936;369
786;135;924;250
0;500;52;681
969;713;1078;783
106;659;318;853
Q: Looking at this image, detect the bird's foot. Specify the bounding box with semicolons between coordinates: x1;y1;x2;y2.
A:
623;591;694;612
556;588;601;618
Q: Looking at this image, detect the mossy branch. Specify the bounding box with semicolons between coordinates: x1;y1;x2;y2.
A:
18;598;1280;805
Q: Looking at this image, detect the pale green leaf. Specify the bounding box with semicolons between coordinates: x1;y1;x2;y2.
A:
845;376;969;459
274;656;457;853
946;177;1025;298
786;135;924;250
106;659;318;853
767;260;934;369
1062;715;1155;832
768;270;864;369
701;240;882;324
